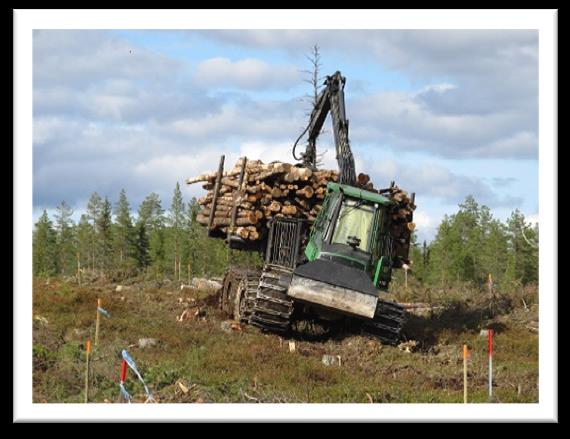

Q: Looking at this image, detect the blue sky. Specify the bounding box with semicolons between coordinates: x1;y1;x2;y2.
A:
33;29;538;242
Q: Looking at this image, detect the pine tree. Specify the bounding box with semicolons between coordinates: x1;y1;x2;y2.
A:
168;182;185;280
138;193;165;275
114;189;135;269
184;197;202;278
134;220;150;270
96;197;113;271
479;212;509;286
505;210;538;285
409;234;426;283
87;192;102;270
150;228;166;276
76;214;92;274
54;201;75;275
138;193;163;227
428;215;462;286
33;210;57;276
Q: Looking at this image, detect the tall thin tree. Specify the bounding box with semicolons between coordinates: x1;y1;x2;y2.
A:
54;201;75;275
114;189;135;268
33;210;57;276
87;192;102;270
169;182;185;280
96;197;113;272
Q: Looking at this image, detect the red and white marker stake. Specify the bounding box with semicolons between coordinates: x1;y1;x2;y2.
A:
119;359;131;403
121;359;128;383
488;329;494;401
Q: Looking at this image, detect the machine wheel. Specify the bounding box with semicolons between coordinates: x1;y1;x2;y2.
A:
220;267;260;322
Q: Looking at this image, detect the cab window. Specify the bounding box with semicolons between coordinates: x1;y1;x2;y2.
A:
331;199;375;252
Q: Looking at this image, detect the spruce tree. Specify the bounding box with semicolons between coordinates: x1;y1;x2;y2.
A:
114;189;135;268
76;214;92;274
87;192;102;270
96;197;113;271
33;210;57;276
169;182;185;280
134;220;150;270
137;193;165;274
54;201;75;275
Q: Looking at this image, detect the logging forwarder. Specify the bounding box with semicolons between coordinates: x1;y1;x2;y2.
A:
217;71;416;344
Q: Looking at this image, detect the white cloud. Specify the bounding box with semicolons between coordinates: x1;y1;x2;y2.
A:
411;210;440;244
369;159;523;209
239;141;294;163
165;98;307;144
418;83;457;94
351;85;536;159
32;30;537;242
33;30;180;88
196;30;538;160
194;57;300;90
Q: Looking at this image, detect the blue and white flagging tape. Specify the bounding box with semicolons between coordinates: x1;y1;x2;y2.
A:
119;381;132;402
121;349;155;402
97;307;111;318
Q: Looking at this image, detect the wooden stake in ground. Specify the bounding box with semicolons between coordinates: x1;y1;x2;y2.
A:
84;339;91;403
95;298;102;347
488;329;494;401
463;344;469;403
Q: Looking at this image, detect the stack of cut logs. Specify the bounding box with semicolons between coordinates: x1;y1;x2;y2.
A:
186;158;339;241
379;183;416;266
186;157;415;249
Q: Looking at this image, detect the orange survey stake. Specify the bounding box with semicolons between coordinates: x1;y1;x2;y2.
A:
86;339;91;354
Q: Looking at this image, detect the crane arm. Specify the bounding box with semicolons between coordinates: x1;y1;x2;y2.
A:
294;71;356;186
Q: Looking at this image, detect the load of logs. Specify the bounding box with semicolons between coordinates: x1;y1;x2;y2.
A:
186;157;337;241
186;156;416;255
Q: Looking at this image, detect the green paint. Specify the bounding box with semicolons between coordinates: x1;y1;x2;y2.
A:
327;182;393;205
373;256;384;286
305;240;319;261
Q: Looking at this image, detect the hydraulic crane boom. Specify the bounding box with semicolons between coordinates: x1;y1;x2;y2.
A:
293;71;356;186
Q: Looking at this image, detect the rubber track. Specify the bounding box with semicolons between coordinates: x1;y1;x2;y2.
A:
362;299;406;345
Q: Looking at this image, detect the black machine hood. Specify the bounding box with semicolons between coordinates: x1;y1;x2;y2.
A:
293;259;379;297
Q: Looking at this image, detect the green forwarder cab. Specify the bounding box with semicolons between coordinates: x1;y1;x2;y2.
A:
288;182;399;321
305;182;396;288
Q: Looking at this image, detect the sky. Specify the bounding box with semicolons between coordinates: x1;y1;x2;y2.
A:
32;29;538;242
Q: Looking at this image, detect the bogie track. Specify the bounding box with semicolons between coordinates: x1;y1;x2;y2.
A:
221;266;405;345
220;267;260;322
248;265;294;334
362;299;406;345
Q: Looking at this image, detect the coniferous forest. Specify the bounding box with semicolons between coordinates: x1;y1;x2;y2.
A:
33;183;538;291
